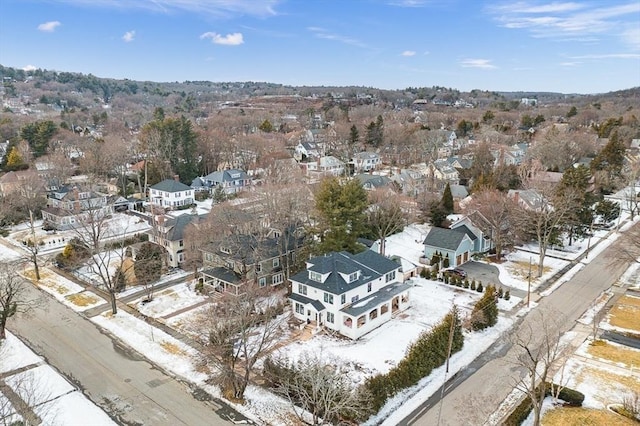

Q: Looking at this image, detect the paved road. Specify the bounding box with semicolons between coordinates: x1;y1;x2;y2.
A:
9;279;236;426
403;227;634;426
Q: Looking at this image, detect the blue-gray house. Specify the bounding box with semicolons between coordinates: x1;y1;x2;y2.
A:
423;227;475;267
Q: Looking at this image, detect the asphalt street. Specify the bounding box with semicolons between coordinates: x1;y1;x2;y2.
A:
8;278;236;426
403;227;634;426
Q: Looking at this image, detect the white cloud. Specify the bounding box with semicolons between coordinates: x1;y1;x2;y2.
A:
388;0;429;7
48;0;280;18
401;50;416;57
22;65;37;72
307;27;367;48
122;30;136;42
560;61;580;67
570;53;640;59
460;58;497;69
200;32;244;46
622;27;640;50
488;1;640;42
37;21;61;32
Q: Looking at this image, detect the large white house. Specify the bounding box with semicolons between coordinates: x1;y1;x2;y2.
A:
149;178;194;210
289;250;411;340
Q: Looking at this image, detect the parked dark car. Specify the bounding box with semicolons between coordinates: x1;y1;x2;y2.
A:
444;268;467;279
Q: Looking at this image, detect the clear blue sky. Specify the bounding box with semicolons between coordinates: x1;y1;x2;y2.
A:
1;0;639;94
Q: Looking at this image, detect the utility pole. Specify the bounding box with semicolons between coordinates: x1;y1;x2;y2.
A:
527;256;532;307
437;304;457;426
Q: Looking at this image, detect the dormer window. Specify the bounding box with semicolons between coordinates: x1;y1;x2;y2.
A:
309;271;322;282
348;272;358;283
220;246;231;254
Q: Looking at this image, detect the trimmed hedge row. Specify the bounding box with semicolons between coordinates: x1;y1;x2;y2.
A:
365;309;464;412
503;383;585;425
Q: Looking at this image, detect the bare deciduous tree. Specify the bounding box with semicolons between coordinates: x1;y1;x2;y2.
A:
273;351;372;425
462;189;517;260
69;197;126;315
195;284;286;401
509;310;568;426
513;165;580;277
0;262;39;340
367;189;408;256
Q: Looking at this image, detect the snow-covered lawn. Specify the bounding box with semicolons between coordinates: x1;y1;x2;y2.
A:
91;310;208;384
131;282;208;319
21;267;106;312
0;332;115;425
374;223;430;266
492;250;570;292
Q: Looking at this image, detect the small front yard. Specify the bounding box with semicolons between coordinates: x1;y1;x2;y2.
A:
607;295;640;332
542;407;638;425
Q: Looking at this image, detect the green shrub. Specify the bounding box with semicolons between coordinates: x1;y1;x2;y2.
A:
470;281;476;291
547;384;585;406
503;396;533;426
365;308;464;412
504;289;511;300
476;282;483;292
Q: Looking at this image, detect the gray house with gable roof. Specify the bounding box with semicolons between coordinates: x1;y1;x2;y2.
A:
289;250;411;339
423;226;475;267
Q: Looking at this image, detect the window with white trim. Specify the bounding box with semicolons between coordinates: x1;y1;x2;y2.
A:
367;282;372;292
309;271;322;282
341;294;346;304
273;258;280;268
323;293;334;304
258;277;267;287
272;273;283;285
327;312;334;324
348;272;358;283
298;284;307;295
385;270;396;282
256;263;262;273
295;303;304;314
351;295;359;303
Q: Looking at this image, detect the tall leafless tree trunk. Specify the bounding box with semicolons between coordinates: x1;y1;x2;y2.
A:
509;309;567;426
0;262;40;340
194;284;285;401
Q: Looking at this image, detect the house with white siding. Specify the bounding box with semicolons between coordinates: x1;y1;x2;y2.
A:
149;178;194;210
289;250;411;340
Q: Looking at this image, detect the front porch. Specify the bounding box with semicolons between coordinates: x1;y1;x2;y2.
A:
339;282;412;340
201;267;246;296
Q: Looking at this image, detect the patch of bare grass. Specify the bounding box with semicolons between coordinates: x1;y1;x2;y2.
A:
508;260;552;283
542;407;638;425
65;292;100;307
160;340;187;356
619;295;640;308
608;303;640;332
587;341;640;369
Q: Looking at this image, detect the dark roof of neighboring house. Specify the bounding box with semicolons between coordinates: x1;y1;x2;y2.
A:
150;179;192;193
423;227;469;251
202;169;249;184
290;250;399;296
202;229;304;264
155;214;205;241
201;267;241;284
354;174;391;188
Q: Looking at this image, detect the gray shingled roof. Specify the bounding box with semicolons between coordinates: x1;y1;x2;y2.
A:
423;227;468;251
341;282;411;317
290;251;398;296
150;179;192;193
290;293;326;312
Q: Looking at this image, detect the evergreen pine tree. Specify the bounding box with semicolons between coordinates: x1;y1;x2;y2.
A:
442;182;454;214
